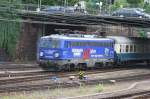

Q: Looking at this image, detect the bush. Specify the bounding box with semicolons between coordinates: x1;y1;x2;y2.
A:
78;71;85;80
95;83;104;92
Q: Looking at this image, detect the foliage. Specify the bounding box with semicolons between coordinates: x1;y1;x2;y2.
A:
22;0;79;6
138;30;148;38
95;83;104;92
86;0;99;14
126;0;144;7
0;0;21;59
144;2;150;13
78;71;85;80
0;0;22;4
0;21;20;58
111;0;129;11
127;0;144;4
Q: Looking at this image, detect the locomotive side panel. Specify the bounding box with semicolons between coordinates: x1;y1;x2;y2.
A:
37;35;115;70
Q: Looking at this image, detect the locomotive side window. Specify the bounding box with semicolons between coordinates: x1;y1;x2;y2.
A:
67;41;113;47
65;41;72;48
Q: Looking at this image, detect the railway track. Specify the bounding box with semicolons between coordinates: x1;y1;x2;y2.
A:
108;91;150;99
0;63;43;71
0;67;131;85
0;63;148;78
0;70;150;93
0;63;149;94
68;87;150;99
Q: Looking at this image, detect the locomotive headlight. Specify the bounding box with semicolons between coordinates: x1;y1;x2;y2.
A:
40;52;44;56
54;52;60;58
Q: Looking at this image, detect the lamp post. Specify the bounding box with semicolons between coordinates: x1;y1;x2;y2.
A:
99;2;103;14
37;0;41;12
96;2;103;15
64;0;68;12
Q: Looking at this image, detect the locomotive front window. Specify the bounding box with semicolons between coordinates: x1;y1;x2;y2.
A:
39;39;51;48
40;38;60;48
51;40;60;48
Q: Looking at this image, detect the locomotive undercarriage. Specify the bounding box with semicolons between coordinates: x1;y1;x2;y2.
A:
38;58;114;71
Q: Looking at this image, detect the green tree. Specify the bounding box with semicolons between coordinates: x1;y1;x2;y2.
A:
86;0;99;14
22;0;79;6
111;0;128;11
0;0;21;59
127;0;143;4
126;0;144;7
144;2;150;13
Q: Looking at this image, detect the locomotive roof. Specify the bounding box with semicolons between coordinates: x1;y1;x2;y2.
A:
41;34;114;41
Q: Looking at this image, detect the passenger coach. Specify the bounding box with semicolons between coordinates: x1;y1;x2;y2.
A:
37;34;115;70
109;36;150;65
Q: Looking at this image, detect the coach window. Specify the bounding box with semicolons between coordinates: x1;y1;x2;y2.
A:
134;45;136;52
126;45;129;53
121;45;124;53
120;45;122;53
130;45;133;52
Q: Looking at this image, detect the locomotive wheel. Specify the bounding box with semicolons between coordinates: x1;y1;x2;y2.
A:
82;64;87;70
77;64;82;70
63;64;74;71
70;64;75;71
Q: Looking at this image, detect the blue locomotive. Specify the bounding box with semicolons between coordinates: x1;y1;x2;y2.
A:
37;34;150;70
37;34;114;70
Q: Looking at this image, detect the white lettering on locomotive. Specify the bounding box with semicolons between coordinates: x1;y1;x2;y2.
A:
72;49;83;53
90;49;96;54
73;52;81;57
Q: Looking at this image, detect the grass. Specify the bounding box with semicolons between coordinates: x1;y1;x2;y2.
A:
96;83;104;92
1;82;130;99
1;84;105;99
